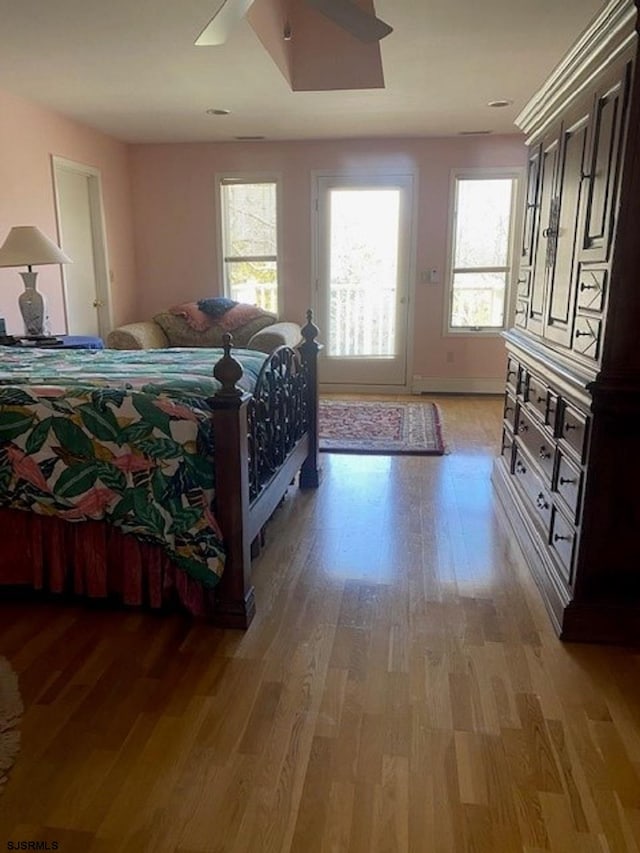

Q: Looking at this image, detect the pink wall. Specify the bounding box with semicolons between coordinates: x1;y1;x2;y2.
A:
0;88;136;336
130;135;526;383
0;85;525;384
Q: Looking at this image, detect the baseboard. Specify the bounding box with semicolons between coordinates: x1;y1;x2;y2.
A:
319;383;411;395
412;376;504;395
319;377;504;395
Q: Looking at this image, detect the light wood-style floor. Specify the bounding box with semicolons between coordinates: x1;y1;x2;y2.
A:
1;395;640;852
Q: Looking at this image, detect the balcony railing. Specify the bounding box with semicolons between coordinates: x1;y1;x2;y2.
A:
231;283;278;314
329;283;396;357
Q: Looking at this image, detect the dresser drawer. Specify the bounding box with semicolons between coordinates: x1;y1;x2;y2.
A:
515;407;555;483
573;316;602;361
516;366;527;399
506;357;519;394
501;426;514;462
576;267;606;312
526;373;549;422
555;453;583;522
503;392;517;429
514;300;528;328
517;270;531;298
513;448;553;531
549;507;576;585
558;403;589;462
547;392;559;432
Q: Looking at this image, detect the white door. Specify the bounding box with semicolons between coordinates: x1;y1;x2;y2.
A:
53;157;111;337
315;174;414;387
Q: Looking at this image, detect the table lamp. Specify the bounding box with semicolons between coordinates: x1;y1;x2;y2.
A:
0;225;72;337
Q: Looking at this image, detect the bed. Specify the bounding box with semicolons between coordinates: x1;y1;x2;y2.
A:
0;313;320;627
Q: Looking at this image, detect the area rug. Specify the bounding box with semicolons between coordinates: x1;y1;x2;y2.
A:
0;656;23;795
318;399;445;455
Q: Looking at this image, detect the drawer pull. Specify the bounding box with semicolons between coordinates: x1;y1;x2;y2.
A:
538;446;551;460
536;493;549;510
580;281;600;292
507;370;516;379
564;422;578;432
518;275;528;283
515;308;526;316
519;423;529;433
536;395;546;403
575;329;595;339
554;533;572;542
559;476;576;486
515;461;527;474
542;227;558;238
504;405;513;413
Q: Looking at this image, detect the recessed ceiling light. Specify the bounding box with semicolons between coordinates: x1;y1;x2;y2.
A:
206;108;231;116
459;130;492;135
487;99;513;108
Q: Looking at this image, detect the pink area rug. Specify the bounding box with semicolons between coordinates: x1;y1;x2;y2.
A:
318;399;445;455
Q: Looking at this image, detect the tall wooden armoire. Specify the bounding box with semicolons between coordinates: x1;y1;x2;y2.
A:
493;0;640;642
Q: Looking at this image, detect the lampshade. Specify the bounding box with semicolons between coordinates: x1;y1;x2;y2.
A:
0;226;72;268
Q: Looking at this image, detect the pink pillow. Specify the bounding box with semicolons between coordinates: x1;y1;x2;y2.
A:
168;303;216;332
217;304;274;332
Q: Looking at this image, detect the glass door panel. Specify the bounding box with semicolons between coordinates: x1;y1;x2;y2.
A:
316;175;413;386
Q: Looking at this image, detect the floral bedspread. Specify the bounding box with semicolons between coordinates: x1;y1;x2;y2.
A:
0;346;268;587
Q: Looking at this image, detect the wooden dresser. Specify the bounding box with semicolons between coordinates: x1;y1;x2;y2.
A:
493;0;640;643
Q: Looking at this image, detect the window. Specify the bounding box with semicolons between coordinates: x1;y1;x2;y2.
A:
447;173;519;332
219;177;279;312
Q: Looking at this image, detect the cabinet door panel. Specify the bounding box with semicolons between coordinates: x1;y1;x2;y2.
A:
545;111;590;347
580;62;631;262
521;146;541;267
529;135;560;336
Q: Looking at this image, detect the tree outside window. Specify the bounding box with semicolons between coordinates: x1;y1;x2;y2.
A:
448;176;517;331
220;179;279;312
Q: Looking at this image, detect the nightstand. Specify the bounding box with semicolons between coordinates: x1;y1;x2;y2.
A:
55;335;104;350
0;335;104;349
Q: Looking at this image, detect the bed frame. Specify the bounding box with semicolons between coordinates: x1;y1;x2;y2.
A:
209;310;320;627
0;312;321;628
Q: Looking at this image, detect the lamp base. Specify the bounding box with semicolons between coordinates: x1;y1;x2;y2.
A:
18;271;50;337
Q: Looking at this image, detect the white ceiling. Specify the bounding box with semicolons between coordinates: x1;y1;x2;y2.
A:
0;0;607;144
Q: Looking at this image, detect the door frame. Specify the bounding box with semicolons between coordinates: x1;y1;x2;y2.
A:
51;155;112;337
311;170;418;393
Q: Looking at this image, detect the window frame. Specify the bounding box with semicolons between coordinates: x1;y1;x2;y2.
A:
215;172;282;316
444;167;524;336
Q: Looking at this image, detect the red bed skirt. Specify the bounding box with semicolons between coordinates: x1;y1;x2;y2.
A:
0;508;217;617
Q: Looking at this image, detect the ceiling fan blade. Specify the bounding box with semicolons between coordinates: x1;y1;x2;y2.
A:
305;0;392;43
195;0;254;46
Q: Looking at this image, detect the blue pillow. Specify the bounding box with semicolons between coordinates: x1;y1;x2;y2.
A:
197;297;237;319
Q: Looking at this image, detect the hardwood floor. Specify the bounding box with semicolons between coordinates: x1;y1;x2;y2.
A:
1;395;640;852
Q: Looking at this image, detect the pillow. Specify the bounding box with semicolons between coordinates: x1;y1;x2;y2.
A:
217;304;276;332
153;310;277;348
197;296;238;319
168;302;217;332
154;312;225;347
